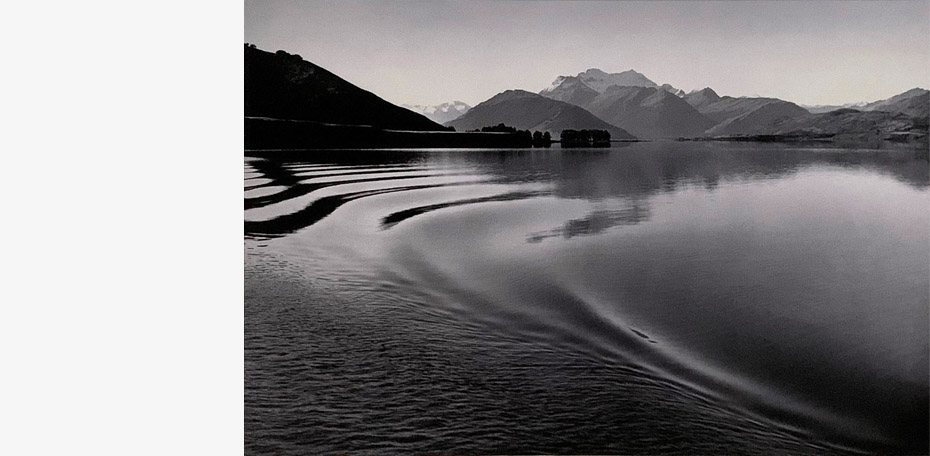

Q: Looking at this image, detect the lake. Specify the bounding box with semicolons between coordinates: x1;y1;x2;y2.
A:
245;142;929;455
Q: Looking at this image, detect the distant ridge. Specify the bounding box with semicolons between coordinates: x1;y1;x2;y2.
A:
804;88;929;117
802;102;869;114
735;88;929;143
862;88;929;118
682;88;721;109
704;101;811;136
244;44;444;131
446;90;636;139
740;109;927;144
402;101;471;124
584;86;715;138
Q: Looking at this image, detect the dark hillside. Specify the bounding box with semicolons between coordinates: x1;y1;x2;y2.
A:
244;44;444;131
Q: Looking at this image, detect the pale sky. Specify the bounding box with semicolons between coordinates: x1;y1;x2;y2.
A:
245;0;930;107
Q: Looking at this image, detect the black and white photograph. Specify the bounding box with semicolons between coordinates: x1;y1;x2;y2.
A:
241;1;930;454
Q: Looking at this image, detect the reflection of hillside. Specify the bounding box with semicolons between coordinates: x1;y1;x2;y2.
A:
251;144;928;192
245;144;928;239
557;145;926;198
500;143;928;242
528;204;651;242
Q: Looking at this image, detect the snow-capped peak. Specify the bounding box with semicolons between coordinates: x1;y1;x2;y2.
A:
545;68;659;94
542;76;570;93
402;101;472;123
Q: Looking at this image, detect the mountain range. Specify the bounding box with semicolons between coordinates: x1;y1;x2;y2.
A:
245;43;928;147
679;88;811;136
741;88;929;141
402;101;471;124
683;88;807;125
445;90;635;139
860;88;929;118
802;102;870;114
537;72;818;138
582;85;714;138
744;109;924;143
802;89;929;117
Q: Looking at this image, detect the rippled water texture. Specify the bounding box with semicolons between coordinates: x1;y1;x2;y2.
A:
245;142;929;455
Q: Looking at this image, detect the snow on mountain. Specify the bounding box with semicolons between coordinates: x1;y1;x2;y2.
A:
539;75;600;107
802;88;928;117
660;84;685;96
402;101;471;124
576;68;658;92
540;70;712;138
802;102;869;114
542;68;658;95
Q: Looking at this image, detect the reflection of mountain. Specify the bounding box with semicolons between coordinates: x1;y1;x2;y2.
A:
523;144;928;241
528;204;651;243
245;143;928;239
445;90;636;139
553;143;926;197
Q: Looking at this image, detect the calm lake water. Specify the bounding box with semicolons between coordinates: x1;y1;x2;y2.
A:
245;142;929;455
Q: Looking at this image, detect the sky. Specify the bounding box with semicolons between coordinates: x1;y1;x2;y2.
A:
245;0;930;107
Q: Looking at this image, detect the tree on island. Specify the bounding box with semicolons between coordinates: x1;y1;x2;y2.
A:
561;129;611;147
532;131;552;148
481;123;518;133
473;124;562;148
476;124;534;147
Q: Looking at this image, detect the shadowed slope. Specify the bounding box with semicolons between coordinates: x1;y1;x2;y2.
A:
863;88;929;119
446;90;636;140
705;101;811;136
584;86;714;139
244;44;444;131
539;76;600;107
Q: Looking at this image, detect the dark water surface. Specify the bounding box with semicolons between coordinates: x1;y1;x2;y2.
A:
245;142;929;455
